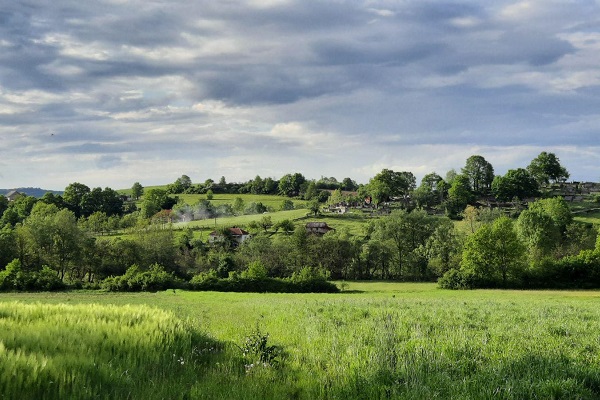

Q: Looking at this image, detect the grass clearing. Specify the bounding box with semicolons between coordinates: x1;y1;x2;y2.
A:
3;283;600;398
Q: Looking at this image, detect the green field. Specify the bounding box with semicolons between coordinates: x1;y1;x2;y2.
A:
2;283;600;399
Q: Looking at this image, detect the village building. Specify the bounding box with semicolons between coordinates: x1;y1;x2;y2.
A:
305;222;334;235
5;190;24;202
208;227;251;246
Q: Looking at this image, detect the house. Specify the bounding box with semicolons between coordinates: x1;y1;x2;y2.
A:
208;227;251;246
305;222;334;235
5;190;24;202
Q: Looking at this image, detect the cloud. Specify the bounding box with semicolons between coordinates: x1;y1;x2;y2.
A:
0;0;599;189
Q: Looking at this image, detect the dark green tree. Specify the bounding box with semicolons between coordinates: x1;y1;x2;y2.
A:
491;168;539;201
462;155;494;194
527;152;569;185
131;182;144;200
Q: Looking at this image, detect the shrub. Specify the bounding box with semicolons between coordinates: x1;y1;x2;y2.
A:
0;260;65;292
101;264;184;292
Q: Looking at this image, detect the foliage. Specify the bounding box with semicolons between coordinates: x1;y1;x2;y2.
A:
4;285;600;399
461;155;494;194
445;174;473;218
0;259;64;291
101;264;183;292
240;324;282;371
131;181;144;200
491;168;539;201
0;302;216;400
448;216;526;288
527;151;570;185
189;266;339;293
278;173;306;197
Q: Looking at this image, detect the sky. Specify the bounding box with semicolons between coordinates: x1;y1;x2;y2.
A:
1;0;600;190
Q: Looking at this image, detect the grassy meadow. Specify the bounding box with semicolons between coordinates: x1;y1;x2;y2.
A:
2;283;600;399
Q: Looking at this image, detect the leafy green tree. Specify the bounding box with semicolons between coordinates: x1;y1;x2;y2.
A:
206;189;214;200
462;155;494;194
244;202;267;215
422;219;463;276
40;192;65;209
141;189;171;218
278;173;306;197
529;197;572;233
249;175;263;194
262;177;278;194
303;181;318;200
459;217;526;287
445;174;473;218
131;182;144;200
63;182;91;217
369;169;416;201
308;200;321;216
280;199;294;211
341;177;358;191
258;215;273;232
0;224;16;268
233;197;246;214
274;219;295;234
491;168;539;201
413;173;445;209
516;207;560;259
527;151;569;185
371;209;440;279
0;195;8;217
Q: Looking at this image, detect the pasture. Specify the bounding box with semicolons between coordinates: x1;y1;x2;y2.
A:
2;283;600;399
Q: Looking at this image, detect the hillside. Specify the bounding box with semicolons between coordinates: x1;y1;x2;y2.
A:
1;187;63;198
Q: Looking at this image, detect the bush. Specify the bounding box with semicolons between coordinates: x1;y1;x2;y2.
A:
438;269;473;289
101;264;184;292
189;266;339;293
0;260;65;292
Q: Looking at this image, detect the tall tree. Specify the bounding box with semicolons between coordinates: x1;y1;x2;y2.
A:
131;182;144;200
491;168;539;201
462;155;494;194
527;152;570;185
460;216;526;287
63;182;90;217
278;173;306;197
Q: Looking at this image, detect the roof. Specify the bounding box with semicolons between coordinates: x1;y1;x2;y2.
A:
209;227;250;236
305;222;331;229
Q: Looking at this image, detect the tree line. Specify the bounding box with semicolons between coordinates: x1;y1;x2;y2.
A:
0;150;598;291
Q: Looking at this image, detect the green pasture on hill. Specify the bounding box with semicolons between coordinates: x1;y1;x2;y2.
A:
3;283;600;399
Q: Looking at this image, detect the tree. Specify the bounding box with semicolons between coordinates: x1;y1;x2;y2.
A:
369;169;416;200
280;199;294;211
423;219;463;276
462;155;494;194
233;197;246;214
491;168;539;201
371;209;440;279
341;177;358;191
258;215;273;233
445;174;473;218
308;200;321;216
303;181;318;200
0;196;7;218
131;182;144;200
250;175;264;194
413;173;445;209
278;173;306;197
527;152;569;185
274;219;295;234
459;217;526;287
63;182;91;217
141;189;169;219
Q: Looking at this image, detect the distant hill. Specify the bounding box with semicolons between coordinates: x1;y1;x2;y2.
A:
1;187;63;198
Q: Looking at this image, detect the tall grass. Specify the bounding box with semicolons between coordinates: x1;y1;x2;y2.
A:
0;302;221;399
3;284;600;398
